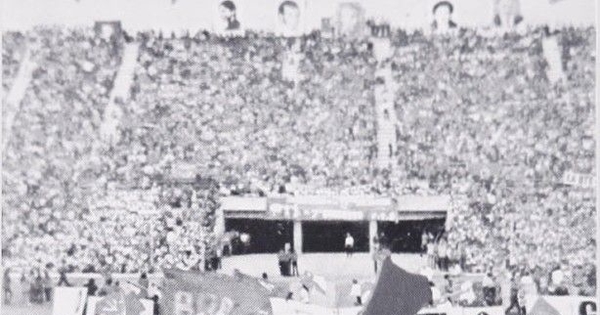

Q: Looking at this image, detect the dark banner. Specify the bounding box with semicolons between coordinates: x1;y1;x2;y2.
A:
161;270;272;315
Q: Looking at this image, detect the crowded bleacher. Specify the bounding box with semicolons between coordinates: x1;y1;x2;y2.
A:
1;21;596;308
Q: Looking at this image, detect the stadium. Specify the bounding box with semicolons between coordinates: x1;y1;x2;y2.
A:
0;0;597;314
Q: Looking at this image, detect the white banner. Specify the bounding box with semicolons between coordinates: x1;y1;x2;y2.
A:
52;287;88;315
541;296;597;315
562;171;595;188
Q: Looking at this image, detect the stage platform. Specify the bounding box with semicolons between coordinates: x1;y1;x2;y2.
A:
220;253;428;308
221;252;426;281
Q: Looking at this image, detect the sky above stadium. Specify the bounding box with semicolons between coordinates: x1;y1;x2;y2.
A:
1;0;595;31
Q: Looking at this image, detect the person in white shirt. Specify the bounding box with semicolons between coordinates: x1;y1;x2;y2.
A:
344;233;354;257
239;233;250;254
429;282;441;306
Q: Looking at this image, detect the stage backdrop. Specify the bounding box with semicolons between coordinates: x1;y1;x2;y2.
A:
2;0;595;32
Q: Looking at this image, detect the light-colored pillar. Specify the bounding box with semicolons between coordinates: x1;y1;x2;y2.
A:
293;220;303;254
369;220;378;254
214;207;225;237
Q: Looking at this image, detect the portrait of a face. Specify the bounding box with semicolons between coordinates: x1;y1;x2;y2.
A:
432;1;457;31
340;5;359;33
278;1;300;31
101;24;114;39
219;0;240;31
336;3;364;37
433;2;452;26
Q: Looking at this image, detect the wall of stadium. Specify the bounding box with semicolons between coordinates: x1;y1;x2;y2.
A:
2;0;594;31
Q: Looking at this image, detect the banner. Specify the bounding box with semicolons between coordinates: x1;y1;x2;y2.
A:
562;171;595;188
161;269;272;315
267;198;397;221
538;296;597;315
52;287;88;315
363;257;431;315
542;35;565;83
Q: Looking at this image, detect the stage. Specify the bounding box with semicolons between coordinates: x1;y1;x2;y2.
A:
220;252;427;281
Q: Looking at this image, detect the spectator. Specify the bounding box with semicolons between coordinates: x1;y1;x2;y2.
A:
350;279;362;306
98;278;114;297
84;278;98;296
2;269;12;305
482;272;496;306
0;27;595;298
42;270;53;302
19;273;30;305
139;273;149;298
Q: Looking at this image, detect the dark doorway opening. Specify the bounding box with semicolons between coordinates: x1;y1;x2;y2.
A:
378;219;445;253
225;219;293;254
302;221;369;253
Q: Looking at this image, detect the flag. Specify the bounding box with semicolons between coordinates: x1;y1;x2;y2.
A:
300;272;327;295
529;297;561;315
362;257;432;315
51;287;88;315
162;269;273;315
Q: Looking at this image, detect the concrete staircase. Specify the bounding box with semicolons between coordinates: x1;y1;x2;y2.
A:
3;49;35;152
374;65;398;169
100;43;140;145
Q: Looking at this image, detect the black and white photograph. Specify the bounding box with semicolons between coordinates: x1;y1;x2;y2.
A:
336;2;366;38
215;0;243;34
276;0;306;37
0;0;598;315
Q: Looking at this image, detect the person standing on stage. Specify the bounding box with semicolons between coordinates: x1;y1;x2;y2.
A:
437;237;449;271
290;249;299;276
372;243;380;273
277;249;287;276
239;232;250;254
427;241;436;269
345;232;355;257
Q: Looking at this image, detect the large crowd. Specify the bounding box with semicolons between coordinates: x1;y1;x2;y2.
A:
392;27;596;296
1;25;596;299
119;33;378;196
